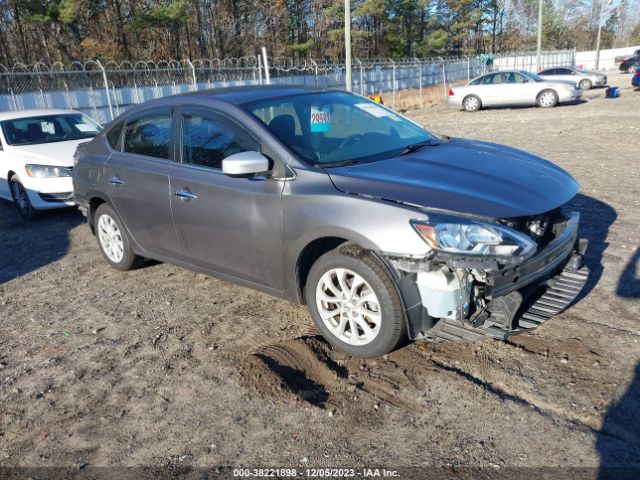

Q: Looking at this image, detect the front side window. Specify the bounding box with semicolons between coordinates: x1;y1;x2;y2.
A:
0;113;102;146
123;112;172;160
245;91;438;166
481;74;498;84
181;114;259;170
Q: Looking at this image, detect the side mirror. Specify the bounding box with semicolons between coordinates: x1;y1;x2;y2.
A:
222;151;271;178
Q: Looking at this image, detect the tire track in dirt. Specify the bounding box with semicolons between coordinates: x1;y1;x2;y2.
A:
240;336;418;412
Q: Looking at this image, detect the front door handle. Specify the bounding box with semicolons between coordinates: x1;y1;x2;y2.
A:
174;189;198;201
108;176;125;186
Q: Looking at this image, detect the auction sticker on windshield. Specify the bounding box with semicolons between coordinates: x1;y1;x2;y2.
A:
355;102;391;117
310;105;331;132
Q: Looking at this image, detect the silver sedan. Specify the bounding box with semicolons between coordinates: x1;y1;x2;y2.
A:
448;70;582;112
538;66;607;90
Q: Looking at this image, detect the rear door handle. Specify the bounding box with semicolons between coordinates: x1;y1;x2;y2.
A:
174;189;198;201
109;176;125;186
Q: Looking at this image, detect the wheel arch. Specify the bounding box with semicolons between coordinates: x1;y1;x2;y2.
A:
87;194;109;233
295;236;350;304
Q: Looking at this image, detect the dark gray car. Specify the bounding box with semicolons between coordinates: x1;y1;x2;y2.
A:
73;86;589;358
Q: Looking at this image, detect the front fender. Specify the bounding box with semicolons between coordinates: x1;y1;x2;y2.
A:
282;168;431;300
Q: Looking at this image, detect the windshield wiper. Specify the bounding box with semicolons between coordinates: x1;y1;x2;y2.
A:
399;139;441;156
319;158;371;168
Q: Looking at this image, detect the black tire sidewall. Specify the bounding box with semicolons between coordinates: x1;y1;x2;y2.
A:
9;175;38;220
94;203;139;271
305;250;406;358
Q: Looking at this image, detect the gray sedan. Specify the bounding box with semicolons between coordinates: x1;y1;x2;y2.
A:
449;70;582;112
538;66;607;90
74;86;589;357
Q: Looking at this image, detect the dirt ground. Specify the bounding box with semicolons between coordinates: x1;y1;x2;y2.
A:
1;72;639;477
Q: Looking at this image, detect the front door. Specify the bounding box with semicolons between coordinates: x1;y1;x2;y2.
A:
169;108;285;291
104;108;179;258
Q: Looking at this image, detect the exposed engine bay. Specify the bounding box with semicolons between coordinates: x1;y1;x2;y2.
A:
384;209;589;342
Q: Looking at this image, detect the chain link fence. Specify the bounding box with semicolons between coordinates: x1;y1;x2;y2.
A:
0;50;575;124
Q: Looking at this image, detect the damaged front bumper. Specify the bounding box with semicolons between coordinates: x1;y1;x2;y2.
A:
385;212;589;342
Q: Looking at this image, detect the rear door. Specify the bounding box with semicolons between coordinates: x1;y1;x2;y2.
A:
104;108;179;258
169;107;285;291
474;73;503;105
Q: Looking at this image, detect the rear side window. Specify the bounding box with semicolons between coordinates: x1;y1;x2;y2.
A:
181;114;258;170
105;122;124;150
124;112;172;160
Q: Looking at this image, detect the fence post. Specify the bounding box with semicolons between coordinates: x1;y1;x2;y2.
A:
440;57;447;99
257;55;263;85
355;58;364;95
414;57;422;106
187;59;197;91
261;47;270;85
95;60;114;121
389;58;396;107
310;59;319;87
111;81;121;116
466;56;470;81
10;89;18;110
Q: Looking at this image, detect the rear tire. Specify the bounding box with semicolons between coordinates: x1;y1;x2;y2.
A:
536;89;558;108
305;246;407;358
9;175;40;220
579;79;592;90
463;95;481;112
94;203;143;271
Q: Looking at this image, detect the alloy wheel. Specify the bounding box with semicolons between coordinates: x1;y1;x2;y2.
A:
315;267;381;346
97;214;125;263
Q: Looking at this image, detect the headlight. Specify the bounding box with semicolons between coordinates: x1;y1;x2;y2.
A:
412;220;536;260
25;164;72;178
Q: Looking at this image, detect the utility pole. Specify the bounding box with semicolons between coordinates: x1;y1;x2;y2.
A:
536;0;543;71
344;0;352;91
595;0;610;70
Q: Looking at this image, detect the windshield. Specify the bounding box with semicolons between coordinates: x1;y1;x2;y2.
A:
244;91;437;166
1;113;102;146
521;71;545;82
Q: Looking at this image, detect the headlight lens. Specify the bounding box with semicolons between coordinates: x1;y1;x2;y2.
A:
412;220;536;259
25;164;72;178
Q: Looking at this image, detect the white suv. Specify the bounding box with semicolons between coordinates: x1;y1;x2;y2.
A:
0;109;102;219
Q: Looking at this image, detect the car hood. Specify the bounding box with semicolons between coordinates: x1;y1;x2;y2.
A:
8;139;89;167
325;138;579;218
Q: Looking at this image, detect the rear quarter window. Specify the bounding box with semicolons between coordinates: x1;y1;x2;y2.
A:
105;122;124;150
123;112;172;160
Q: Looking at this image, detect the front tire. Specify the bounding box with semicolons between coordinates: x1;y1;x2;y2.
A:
537;89;558;108
9;175;39;220
94;203;143;271
579;79;592;90
305;246;407;358
463;95;482;112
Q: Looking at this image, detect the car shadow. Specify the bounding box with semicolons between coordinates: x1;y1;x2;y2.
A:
597;362;640;479
479;99;589;111
565;193;617;301
0;198;84;285
616;248;640;299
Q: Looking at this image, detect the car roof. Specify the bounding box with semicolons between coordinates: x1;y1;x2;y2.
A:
147;85;339;107
0;109;78;121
